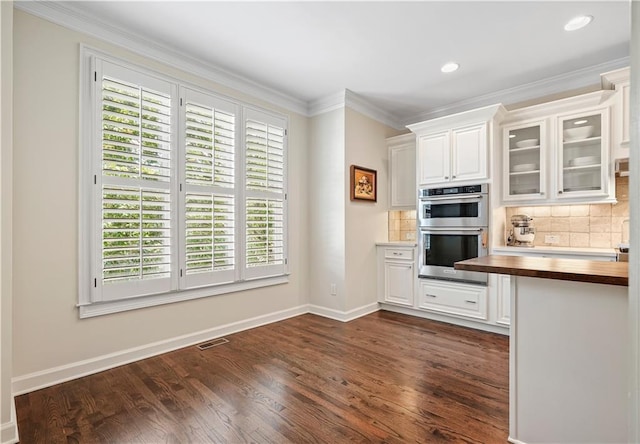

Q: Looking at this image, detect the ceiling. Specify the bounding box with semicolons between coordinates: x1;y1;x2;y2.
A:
40;1;631;126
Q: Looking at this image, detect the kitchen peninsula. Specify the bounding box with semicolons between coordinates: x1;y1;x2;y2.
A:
455;255;629;444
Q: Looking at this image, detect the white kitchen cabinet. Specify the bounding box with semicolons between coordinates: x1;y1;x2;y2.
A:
503;120;547;202
500;90;616;205
417;279;488;321
387;133;416;209
416;123;487;185
377;245;415;306
557;108;610;200
601;67;630;159
409;104;506;187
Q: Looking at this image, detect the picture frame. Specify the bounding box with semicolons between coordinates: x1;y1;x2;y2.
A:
350;165;377;202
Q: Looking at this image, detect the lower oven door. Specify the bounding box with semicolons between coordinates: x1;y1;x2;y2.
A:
418;227;488;285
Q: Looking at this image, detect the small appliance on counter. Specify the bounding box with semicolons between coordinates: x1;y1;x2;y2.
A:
507;214;536;247
616;219;629;262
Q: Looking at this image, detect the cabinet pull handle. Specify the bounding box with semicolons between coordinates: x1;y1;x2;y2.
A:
425;293;437;298
393;252;400;255
465;300;477;304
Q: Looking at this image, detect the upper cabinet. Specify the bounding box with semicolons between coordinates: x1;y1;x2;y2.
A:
501;90;616;205
386;133;416;209
504;120;547;200
601;67;630;159
408;104;507;187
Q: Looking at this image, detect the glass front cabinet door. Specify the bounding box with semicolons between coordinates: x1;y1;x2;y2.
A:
557;109;609;199
504;121;546;201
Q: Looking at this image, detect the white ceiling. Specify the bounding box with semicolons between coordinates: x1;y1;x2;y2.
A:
41;1;631;126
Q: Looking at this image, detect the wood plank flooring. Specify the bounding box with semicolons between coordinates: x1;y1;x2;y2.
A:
16;311;509;443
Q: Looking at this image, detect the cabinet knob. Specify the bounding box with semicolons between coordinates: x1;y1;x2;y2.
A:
558;190;563;194
444;176;449;180
452;175;456;179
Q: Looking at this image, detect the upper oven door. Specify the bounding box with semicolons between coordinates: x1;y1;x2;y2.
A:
419;193;488;227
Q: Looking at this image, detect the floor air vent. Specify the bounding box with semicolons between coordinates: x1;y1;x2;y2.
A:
196;338;229;350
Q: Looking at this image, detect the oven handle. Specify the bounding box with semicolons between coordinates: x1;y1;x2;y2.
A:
419;194;484;202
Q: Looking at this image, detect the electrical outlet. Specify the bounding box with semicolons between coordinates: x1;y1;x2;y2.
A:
330;283;337;295
545;234;560;244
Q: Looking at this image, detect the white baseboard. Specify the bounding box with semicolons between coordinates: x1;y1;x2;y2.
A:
1;398;18;444
12;304;308;396
380;303;509;336
308;302;379;322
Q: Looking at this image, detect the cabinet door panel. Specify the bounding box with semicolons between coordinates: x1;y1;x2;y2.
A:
503;121;546;202
452;123;487;182
418;132;449;185
557;109;609;199
384;261;414;306
390;144;416;208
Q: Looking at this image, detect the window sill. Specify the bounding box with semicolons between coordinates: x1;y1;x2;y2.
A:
78;274;290;318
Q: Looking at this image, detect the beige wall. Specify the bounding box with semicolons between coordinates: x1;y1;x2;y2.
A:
12;10;309;378
1;1;14;440
308;108;346;311
344;108;398;312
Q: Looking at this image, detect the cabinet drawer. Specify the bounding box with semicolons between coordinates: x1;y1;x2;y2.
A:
418;280;488;320
384;248;414;260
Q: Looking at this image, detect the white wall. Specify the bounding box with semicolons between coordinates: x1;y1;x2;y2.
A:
308;108;346;311
344;108;398;311
11;10;309;381
0;3;16;442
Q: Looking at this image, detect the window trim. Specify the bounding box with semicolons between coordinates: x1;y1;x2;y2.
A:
78;45;289;318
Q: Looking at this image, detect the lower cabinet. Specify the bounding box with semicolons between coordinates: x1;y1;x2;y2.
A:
377;245;415;307
376;244;509;334
418;279;488;321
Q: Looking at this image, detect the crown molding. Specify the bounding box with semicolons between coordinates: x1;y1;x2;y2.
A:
404;57;630;126
308;90;404;129
407;103;506;135
601;66;630;89
308;91;347;117
15;1;308;116
344;90;404;130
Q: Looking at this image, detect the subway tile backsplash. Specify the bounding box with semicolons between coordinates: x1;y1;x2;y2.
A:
505;176;629;249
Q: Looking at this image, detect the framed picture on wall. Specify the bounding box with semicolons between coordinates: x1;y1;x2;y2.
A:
350;165;377;202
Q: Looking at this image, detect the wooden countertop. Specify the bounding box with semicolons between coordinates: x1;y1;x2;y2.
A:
454;255;628;287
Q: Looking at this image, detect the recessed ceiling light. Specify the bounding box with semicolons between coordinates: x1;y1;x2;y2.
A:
564;15;593;31
574;119;589;125
441;62;459;73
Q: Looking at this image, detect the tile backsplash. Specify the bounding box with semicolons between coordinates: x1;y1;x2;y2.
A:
505;176;629;248
388;210;416;241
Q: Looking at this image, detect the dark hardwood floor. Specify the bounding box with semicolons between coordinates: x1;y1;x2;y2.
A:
16;311;509;443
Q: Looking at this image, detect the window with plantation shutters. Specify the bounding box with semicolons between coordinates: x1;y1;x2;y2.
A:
95;60;176;302
181;88;238;288
244;109;287;280
80;49;288;317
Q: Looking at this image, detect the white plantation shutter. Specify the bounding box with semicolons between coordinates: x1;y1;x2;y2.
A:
181;88;239;288
244;109;287;280
95;60;176;301
81;50;289;316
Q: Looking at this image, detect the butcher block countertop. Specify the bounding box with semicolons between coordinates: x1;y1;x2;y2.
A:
455;255;628;287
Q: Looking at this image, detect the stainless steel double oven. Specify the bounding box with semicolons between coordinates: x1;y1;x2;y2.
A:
418;184;489;285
